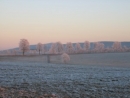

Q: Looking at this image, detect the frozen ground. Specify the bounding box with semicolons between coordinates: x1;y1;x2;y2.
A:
0;53;130;98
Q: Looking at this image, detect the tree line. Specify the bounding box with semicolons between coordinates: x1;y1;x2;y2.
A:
0;39;130;56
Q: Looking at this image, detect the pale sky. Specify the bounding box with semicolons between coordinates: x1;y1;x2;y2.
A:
0;0;130;50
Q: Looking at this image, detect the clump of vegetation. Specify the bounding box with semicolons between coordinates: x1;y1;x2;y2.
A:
61;53;70;63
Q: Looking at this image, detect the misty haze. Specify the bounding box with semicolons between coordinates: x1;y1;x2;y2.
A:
0;0;130;98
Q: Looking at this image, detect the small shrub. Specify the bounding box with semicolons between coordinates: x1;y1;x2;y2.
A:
61;53;70;64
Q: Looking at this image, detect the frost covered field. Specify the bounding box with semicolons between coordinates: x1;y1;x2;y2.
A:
0;53;130;98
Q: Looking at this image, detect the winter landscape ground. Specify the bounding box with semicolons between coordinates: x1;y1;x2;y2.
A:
0;52;130;98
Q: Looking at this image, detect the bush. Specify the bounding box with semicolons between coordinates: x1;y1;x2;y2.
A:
61;53;70;64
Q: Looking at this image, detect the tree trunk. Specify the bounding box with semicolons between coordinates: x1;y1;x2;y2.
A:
47;54;50;63
23;51;24;55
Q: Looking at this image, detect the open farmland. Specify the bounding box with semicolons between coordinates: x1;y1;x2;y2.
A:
0;53;130;98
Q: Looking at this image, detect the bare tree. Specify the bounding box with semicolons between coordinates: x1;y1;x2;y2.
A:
123;45;129;52
42;44;48;54
61;53;70;63
56;42;64;54
36;43;43;55
49;43;57;54
104;46;111;53
75;43;83;53
84;41;90;52
19;39;30;55
112;42;122;52
93;42;105;53
66;42;75;54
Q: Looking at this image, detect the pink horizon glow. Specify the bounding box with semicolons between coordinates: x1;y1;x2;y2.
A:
0;1;130;50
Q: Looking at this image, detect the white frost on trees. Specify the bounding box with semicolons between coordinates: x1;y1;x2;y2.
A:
49;43;57;54
42;44;48;54
36;43;43;55
56;42;64;54
49;42;64;54
19;39;30;55
104;46;112;53
84;41;90;52
66;42;75;54
123;45;129;52
75;43;83;53
61;53;70;63
93;42;105;52
112;42;122;52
